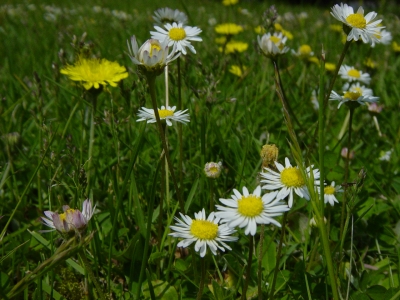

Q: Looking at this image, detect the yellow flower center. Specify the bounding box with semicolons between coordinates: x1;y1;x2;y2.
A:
190;220;218;240
169;27;186;41
270;36;281;44
346;13;366;29
324;186;335;195
150;43;161;56
299;45;312;55
280;167;305;187
347;69;361;78
343;90;361;100
237;195;264;217
158;109;174;118
59;209;75;221
209;166;219;174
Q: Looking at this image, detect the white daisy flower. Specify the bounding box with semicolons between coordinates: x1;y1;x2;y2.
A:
151;22;202;55
329;89;379;108
319;182;341;206
136;105;190;126
169;209;238;257
260;157;320;208
291;44;314;59
152;7;188;25
127;36;179;73
258;32;289;58
342;82;373;97
371;29;392;47
330;3;383;43
42;199;95;234
339;65;371;84
204;161;223;179
215;186;289;236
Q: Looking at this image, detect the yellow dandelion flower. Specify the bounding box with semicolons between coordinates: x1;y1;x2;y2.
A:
254;26;265;34
325;62;336;72
229;65;247;77
215;36;227;44
364;58;377;69
392;41;400;53
308;56;319;65
60;58;128;90
222;0;238;5
215;23;243;35
219;41;248;54
329;24;343;33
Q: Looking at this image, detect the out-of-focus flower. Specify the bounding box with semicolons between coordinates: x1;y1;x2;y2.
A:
219;40;248;54
127;37;179;75
379;149;392;161
292;44;314;60
254;26;265;34
216;186;289;236
342;82;373;96
204;162;223;178
367;102;383;113
153;7;188;25
169;209;238;257
60;58;128;90
222;0;238;6
329;24;343;33
341;147;355;160
274;23;293;40
258;32;289;58
325;62;336;72
136;105;190;126
261;157;320;208
260;144;279;168
309;216;327;227
371;29;392;47
320;181;341;206
392;41;400;53
215;23;243;35
310;89;319;110
330;3;383;43
364;58;377;69
42;199;95;234
339;65;371;84
229;65;247;77
330;88;378;108
151;22;202;55
215;36;227;44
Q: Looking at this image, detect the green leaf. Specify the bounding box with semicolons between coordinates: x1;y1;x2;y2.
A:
366;285;387;300
142;280;178;300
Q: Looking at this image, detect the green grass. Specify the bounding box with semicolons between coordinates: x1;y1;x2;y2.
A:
1;0;400;299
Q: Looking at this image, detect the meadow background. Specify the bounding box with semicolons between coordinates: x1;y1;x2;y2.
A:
1;0;400;299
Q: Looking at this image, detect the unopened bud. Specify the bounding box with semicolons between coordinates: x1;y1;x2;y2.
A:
204;162;223;179
260;144;279;168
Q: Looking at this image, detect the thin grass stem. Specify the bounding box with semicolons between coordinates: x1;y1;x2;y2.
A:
242;236;254;300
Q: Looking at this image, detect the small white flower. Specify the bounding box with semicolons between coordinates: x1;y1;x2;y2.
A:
379;149;392;161
342;82;373;97
215;186;289;236
204;162;223;178
291;44;314;59
127;36;179;72
152;7;188;25
258;32;289;57
136;105;190;126
371;29;392;47
42;199;95;234
319;182;341;206
169;209;238;257
330;3;383;43
339;65;371;84
260;158;320;208
151;22;202;55
329;89;379;108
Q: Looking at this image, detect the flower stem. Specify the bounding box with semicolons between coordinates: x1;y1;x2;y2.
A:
242;236;254;300
146;74;184;212
269;212;287;300
257;224;265;300
196;258;206;300
79;249;106;300
177;57;184;206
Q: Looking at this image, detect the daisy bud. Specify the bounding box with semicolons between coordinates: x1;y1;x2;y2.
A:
204;162;223;179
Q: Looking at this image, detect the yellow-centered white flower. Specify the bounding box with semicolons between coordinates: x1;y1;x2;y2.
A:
169;209;238;257
339;65;371;84
319;181;341;206
136;105;190;126
258;32;289;57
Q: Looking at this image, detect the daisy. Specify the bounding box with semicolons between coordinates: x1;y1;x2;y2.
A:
260;157;320;208
329;89;379;108
342;82;373;96
42;199;95;234
339;65;371;84
169;209;238;257
215;186;289;236
371;29;392;47
258;32;289;58
136;105;190;126
204;161;223;179
330;3;383;43
60;58;128;90
151;22;202;55
214;23;243;35
320;182;341;206
152;7;188;25
127;37;179;74
291;44;314;60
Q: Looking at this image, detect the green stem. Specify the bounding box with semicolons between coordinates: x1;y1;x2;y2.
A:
177;57;184;204
269;212;287;300
86;101;95;196
242;236;254;300
209;179;214;212
79;249;106;300
257;224;265;300
196;258;206;300
146;75;184;212
319;50;326;216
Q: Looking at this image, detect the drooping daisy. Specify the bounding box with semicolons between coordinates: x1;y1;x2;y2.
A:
60;58;128;90
151;22;202;55
169;209;238;257
152;7;188;25
215;186;289;236
339;65;371;84
319;182;341;206
329;89;379;108
204;161;223;179
42;199;95;234
127;37;179;74
260;157;320;208
136;105;190;126
219;40;248;54
371;29;392;47
330;3;383;43
258;32;289;58
214;23;243;35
